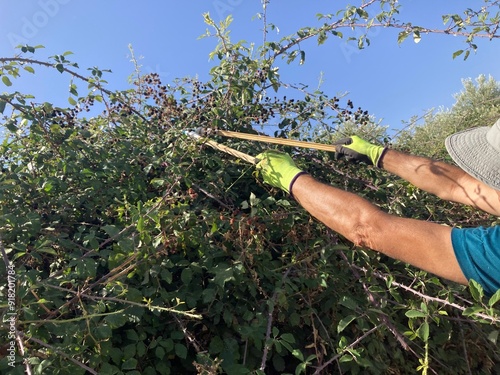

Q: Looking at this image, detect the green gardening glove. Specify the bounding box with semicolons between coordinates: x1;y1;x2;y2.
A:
256;151;305;193
333;136;386;167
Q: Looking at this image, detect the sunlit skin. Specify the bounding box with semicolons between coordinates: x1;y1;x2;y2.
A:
291;149;500;284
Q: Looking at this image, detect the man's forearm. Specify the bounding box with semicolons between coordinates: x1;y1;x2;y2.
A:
379;149;500;215
292;174;381;249
291;174;467;283
379;149;465;199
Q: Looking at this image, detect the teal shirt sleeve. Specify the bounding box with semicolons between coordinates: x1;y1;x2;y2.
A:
451;226;500;296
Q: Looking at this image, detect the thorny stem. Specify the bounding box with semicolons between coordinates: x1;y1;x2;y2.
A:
271;0;376;60
270;0;500;61
459;321;474;375
172;314;203;353
313;324;382;374
24;334;98;375
261;0;270;46
36;283;203;319
260;267;292;372
352;264;500;324
0;56;149;124
339;250;411;351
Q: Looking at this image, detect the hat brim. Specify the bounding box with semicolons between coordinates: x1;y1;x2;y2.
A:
445;127;500;191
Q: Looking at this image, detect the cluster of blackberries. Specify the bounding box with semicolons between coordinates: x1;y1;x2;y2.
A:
255;69;267;83
329;97;371;125
142;72;162;86
45;95;95;127
107;101;133;117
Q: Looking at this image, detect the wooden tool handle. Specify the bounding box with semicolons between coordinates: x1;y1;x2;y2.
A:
204;139;257;164
185;131;257;164
217;130;337;153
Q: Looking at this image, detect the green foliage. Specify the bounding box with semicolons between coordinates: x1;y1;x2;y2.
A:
1;2;500;374
396;75;500;159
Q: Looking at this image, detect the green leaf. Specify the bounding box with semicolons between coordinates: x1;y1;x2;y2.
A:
102;225;121;237
469;279;484;302
487;330;499;344
109;347;123;365
273;354;286;372
137;216;144;231
69;83;78;96
38;247;57;255
213;263;234;288
181;268;193;284
175;343;187;359
337;314;357;333
123;343;136;358
339;296;358;311
94;325;112;339
291;349;304;362
123;344;136;358
23;66;35;74
2;75;12;86
5;120;18;132
355;8;368;18
209;336;224;354
76;258;97;279
121;358;138;370
397;30;410;44
462;306;485;316
289;312;300;326
418;322;430;341
452;49;464;59
280;339;294;353
210;221;218;234
155;346;165;360
150;178;166;188
281;333;296;344
161;269;173;284
137;341;147;357
126;329;139;341
339;354;353;363
162;337;174;352
405;310;427;318
488;289;500;307
272;326;279;338
105;312;129;328
317;30;328;45
0;99;5;114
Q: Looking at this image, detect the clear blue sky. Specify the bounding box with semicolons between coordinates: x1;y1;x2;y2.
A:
1;0;499;134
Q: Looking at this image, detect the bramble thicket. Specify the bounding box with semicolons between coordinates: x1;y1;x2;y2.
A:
1;1;500;374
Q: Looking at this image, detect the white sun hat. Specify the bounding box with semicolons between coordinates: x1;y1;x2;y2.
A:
445;118;500;191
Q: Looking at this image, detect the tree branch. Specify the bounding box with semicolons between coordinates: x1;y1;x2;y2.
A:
352;264;500;324
24;334;98;375
260;267;292;372
313;324;382;374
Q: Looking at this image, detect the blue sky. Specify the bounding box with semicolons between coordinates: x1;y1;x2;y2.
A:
1;0;499;135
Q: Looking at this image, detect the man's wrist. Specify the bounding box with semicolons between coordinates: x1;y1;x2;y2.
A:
289;171;309;197
375;146;389;168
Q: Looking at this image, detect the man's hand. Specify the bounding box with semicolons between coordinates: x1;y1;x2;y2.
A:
334;136;386;167
256;151;305;193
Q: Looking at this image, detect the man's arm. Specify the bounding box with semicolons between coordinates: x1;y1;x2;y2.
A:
291;174;468;284
380;149;500;216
